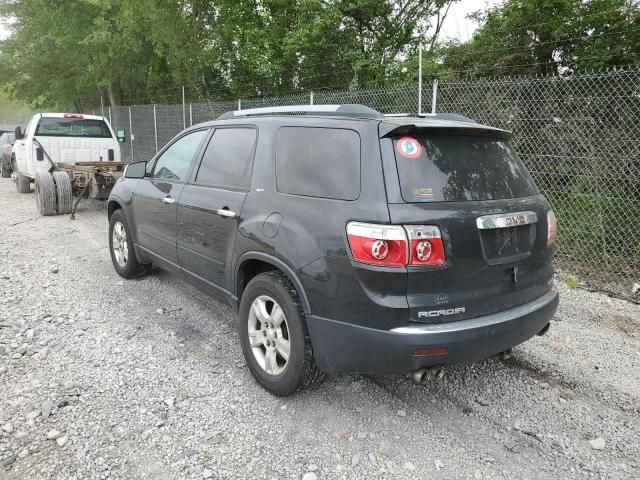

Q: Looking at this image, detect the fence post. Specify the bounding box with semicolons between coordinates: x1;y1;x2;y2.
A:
189;103;193;126
418;43;423;115
129;106;134;163
431;79;438;115
310;91;314;105
100;95;104;117
182;86;186;130
153;104;158;153
108;106;112;124
237;99;242;110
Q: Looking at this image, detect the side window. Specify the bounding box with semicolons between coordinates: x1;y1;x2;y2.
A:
195;128;257;189
276;127;360;200
152;130;207;182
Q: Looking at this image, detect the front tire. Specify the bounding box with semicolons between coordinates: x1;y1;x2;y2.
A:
239;271;324;396
15;163;30;193
109;209;150;278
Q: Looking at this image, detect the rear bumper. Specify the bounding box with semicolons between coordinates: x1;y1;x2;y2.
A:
306;289;559;375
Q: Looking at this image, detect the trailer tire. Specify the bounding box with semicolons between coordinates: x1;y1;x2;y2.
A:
15;168;31;193
52;171;73;214
34;172;56;216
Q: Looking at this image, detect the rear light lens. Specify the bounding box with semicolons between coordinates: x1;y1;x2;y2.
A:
346;222;446;267
346;222;407;266
547;209;557;246
3;146;11;155
412;346;448;357
405;225;445;266
63;114;84;119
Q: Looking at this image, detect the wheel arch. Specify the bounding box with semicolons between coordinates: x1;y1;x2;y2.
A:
107;199;123;219
235;252;311;314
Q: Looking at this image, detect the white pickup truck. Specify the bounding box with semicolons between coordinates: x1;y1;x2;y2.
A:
12;113;125;216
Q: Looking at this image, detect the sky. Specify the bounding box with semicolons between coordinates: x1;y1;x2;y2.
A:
438;0;504;42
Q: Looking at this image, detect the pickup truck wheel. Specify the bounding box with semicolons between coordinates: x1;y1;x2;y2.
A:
0;158;10;178
109;209;151;278
52;171;73;214
239;271;325;396
34;172;56;216
15;168;30;193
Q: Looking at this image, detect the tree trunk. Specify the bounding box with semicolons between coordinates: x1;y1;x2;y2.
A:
106;84;119;107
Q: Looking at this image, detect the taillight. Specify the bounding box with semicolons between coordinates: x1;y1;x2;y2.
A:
3;146;11;156
346;222;446;267
405;226;445;266
346;222;407;266
547;210;557;246
63;114;84;119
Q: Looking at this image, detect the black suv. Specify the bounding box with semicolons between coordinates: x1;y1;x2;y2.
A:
107;104;559;396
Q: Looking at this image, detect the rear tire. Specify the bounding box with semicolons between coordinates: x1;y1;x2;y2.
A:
109;209;150;278
239;271;325;396
52;171;73;214
34;172;56;216
0;157;10;178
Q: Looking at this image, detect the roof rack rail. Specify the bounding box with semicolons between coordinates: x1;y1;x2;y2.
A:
217;104;384;120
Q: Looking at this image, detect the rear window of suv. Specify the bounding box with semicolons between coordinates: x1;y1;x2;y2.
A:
36;118;113;138
392;133;538;202
276;127;360;200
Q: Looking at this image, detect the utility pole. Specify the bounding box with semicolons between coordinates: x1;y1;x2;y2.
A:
418;43;423;116
182;86;186;130
431;79;438;115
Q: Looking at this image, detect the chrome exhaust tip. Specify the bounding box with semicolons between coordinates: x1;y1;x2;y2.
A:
410;367;444;384
537;322;550;336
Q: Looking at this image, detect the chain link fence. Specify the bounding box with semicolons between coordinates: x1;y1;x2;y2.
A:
93;67;640;298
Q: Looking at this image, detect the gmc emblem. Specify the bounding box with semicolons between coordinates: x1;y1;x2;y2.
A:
504;215;526;226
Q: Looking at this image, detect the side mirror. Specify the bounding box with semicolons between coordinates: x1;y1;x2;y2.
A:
124;161;147;179
117;129;126;143
14;126;23;141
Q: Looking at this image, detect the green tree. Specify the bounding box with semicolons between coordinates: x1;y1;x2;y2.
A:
439;0;640;78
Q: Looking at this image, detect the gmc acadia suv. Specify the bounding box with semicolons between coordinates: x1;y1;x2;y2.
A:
107;104;559;396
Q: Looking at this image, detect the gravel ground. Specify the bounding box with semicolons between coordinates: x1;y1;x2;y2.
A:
0;177;639;480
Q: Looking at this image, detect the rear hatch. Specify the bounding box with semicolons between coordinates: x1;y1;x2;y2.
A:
380;121;555;324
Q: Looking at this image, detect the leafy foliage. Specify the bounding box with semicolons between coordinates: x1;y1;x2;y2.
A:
0;0;451;108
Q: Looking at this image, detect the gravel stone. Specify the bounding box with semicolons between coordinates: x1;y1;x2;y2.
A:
589;437;606;450
302;473;318;480
46;429;63;440
2;423;14;433
0;180;638;479
56;435;69;447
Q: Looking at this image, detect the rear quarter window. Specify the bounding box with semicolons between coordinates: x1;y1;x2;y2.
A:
392;133;539;202
276;127;360;200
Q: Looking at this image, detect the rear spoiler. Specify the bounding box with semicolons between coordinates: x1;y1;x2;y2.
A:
379;121;512;141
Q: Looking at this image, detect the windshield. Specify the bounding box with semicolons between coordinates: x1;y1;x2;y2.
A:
392;133;539;202
35;117;113;138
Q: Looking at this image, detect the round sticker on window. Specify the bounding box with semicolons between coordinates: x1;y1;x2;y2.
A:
395;136;423;159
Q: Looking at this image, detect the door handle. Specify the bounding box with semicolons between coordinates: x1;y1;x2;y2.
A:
217;208;237;218
161;197;175;204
